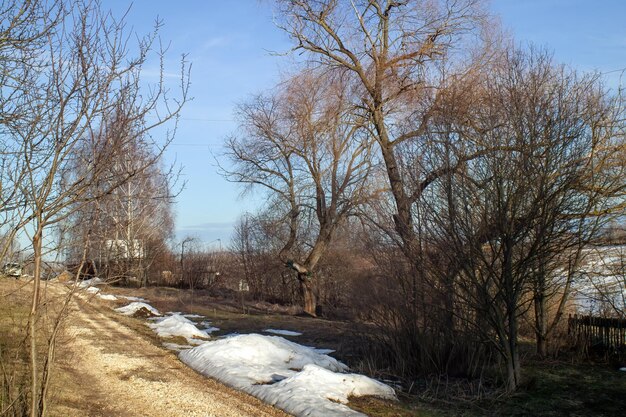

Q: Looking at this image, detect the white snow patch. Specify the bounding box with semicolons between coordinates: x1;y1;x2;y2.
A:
166;312;205;319
199;321;220;333
254;364;396;417
77;277;103;288
119;295;148;302
97;293;117;301
179;334;395;417
264;328;302;336
180;334;346;388
310;347;335;355
115;302;160;316
148;314;209;344
85;286;100;294
620;367;626;372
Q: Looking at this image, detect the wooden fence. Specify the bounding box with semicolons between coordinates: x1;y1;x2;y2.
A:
568;314;626;356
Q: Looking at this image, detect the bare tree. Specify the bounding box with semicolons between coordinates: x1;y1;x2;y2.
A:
426;48;625;390
179;238;224;291
224;70;374;316
276;0;494;269
230;212;298;303
62;109;178;287
0;1;189;414
0;0;61;267
231;214;270;299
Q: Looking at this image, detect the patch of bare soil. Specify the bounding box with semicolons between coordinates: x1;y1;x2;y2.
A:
50;287;289;417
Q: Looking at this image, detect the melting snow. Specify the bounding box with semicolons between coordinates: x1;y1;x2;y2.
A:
77;277;104;288
148;314;209;344
85;286;100;294
199;321;220;333
182;313;204;319
167;311;202;317
110;301;393;415
264;328;302;336
97;293;117;301
115;302;160;316
179;334;395;417
254;364;396;417
310;347;335;354
119;295;148;302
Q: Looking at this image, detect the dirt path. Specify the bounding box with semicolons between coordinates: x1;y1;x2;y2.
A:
51;291;290;417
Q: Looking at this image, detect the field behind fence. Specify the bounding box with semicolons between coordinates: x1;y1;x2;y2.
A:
568;314;626;358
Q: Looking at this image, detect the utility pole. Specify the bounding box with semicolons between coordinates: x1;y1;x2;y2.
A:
180;237;193;287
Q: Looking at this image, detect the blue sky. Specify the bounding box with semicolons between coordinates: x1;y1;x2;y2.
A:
108;0;626;248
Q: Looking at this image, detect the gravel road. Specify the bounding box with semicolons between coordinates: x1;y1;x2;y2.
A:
51;292;290;417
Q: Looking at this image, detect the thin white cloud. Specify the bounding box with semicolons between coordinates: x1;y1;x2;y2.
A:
202;36;230;50
176;222;235;244
178;221;234;231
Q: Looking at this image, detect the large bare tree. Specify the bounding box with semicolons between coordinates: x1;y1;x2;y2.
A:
224;70;374;316
276;0;494;267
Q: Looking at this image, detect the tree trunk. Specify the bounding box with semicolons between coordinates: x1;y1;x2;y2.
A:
287;260;318;317
506;316;521;392
298;272;316;317
534;281;548;357
503;240;521;392
29;223;43;417
505;354;519;393
378;139;418;260
443;282;455;335
536;330;547;358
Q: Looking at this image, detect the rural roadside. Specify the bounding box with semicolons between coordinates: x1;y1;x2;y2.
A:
2;278;290;417
3;277;625;417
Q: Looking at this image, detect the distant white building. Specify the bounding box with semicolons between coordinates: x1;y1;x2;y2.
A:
105;239;144;259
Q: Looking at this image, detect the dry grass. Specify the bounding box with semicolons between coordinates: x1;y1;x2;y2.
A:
349;396;440;417
93;284;626;417
0;278;39;417
106;286;358;363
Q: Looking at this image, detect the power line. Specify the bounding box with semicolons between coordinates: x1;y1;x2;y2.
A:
170;143;221;147
179;117;234;122
601;67;626;75
146;116;235;123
